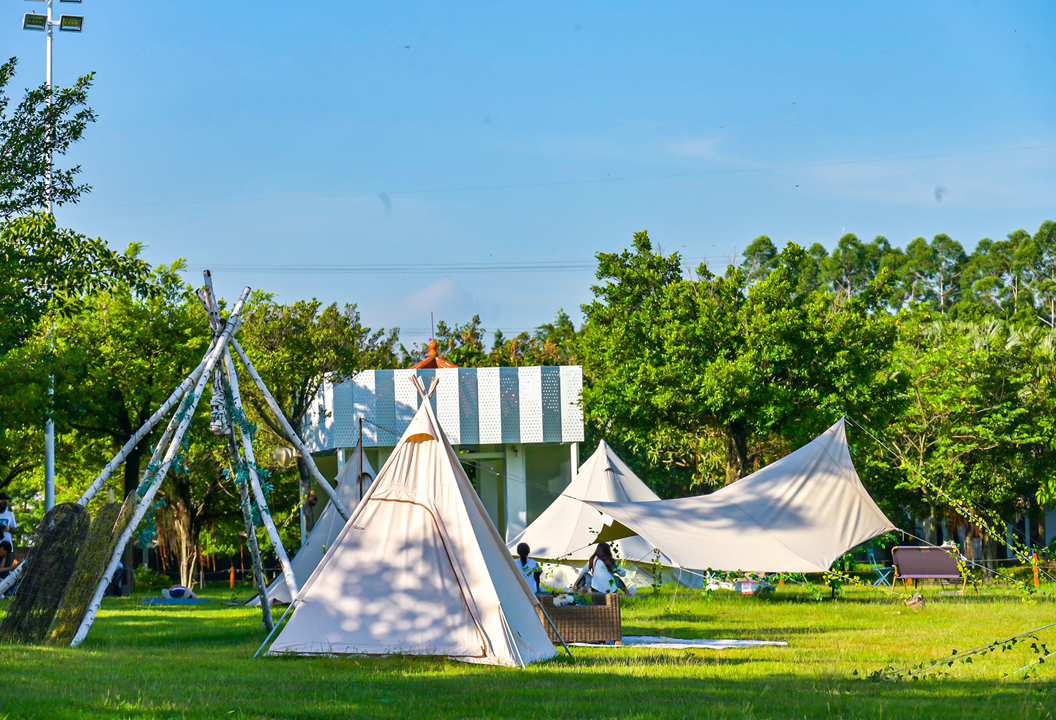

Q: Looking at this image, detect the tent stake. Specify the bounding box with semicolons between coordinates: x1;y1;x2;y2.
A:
254;600;297;658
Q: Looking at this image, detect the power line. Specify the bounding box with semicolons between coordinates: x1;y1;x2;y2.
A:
91;143;1055;210
183;256;725;276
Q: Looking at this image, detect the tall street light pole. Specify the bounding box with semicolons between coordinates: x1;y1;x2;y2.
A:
23;0;85;511
44;0;56;513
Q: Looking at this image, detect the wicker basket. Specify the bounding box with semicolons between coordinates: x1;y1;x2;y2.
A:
536;593;622;645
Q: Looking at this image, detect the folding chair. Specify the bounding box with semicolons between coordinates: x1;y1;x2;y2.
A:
868;547;893;587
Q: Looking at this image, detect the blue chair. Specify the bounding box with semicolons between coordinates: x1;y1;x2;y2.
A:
868;547;893;587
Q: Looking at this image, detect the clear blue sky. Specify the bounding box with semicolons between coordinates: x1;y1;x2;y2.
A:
6;1;1054;345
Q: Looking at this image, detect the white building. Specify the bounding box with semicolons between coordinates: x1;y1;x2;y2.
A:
300;348;584;541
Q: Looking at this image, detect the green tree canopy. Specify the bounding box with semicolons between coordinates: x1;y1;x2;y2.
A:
0;57;97;218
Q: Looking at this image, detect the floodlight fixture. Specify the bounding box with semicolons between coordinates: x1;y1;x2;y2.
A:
59;14;83;31
23;13;47;31
60;0;84;3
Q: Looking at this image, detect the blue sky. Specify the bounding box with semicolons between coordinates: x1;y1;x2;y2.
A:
5;1;1054;345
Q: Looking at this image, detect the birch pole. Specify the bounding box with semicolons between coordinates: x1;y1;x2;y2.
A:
75;354;210;507
70;287;251;648
197;273;273;624
224;427;273;629
223;350;299;599
229;338;351;522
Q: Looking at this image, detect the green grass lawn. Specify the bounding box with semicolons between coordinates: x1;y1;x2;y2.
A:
1;584;1055;719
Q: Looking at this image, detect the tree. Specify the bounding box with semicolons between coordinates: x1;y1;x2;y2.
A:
48;262;209;500
236;295;398;525
740;235;778;285
869;313;1056;556
581;230;900;494
0;57;97;218
0;213;149;352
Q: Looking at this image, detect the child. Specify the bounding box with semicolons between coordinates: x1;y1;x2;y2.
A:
515;543;541;593
0;493;16;548
0;540;16;597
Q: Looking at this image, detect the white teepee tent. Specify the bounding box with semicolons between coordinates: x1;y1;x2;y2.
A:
506;441;702;589
266;379;558;666
249;449;376;606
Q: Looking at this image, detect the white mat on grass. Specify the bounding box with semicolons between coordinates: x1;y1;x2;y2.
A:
569;636;788;649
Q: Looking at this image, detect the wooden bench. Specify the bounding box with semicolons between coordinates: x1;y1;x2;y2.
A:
891;546;967;593
536;593;621;645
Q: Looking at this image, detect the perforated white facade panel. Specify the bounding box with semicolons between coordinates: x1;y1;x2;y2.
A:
476;367;502;444
559;366;584;442
517;366;543;443
435;368;461;445
393;369;419;437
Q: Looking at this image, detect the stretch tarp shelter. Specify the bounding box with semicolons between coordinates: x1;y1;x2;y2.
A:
267;384;557;666
248;449;375;606
588;419;896;574
507;441;702;587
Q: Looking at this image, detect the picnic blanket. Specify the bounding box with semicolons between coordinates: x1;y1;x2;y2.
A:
569;635;788;649
140;598;211;606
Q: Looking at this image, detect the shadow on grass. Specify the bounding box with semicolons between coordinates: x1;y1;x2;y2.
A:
2;656;1052;720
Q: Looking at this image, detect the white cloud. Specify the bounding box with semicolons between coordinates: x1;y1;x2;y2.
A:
667;137;724;159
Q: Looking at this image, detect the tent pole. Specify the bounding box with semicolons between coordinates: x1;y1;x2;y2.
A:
254;599;298;658
538;604;574;660
670;567;683;608
358;417;364;502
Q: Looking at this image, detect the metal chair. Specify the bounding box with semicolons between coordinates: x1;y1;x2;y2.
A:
868;547;893;587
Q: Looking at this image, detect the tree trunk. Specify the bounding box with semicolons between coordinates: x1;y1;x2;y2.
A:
297;456;314;533
122;444;143;596
723;424;749;485
173;499;199;588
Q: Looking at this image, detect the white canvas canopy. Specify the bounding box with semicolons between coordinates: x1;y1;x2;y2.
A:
588;419;895;574
248;449;376;606
267;379;557;666
506;441;702;588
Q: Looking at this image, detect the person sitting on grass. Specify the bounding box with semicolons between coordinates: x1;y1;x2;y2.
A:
515;542;541;593
0;540;15;580
574;542;636;595
161;585;198;600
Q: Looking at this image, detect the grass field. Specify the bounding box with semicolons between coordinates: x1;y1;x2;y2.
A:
1;584;1054;719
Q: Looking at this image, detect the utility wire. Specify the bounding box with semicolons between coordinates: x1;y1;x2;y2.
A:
184;256;724;276
93;143;1056;210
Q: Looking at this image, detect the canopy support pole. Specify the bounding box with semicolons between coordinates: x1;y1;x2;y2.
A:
254;599;298;658
538;604;574;660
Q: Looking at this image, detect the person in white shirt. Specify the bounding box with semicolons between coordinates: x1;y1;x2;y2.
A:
515;543;541;593
0;493;16;548
575;542;636;595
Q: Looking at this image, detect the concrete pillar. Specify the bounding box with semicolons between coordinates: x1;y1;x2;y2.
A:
505;443;527;541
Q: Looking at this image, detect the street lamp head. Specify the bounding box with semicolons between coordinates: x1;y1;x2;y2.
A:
23;13;47;31
59;15;83;32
